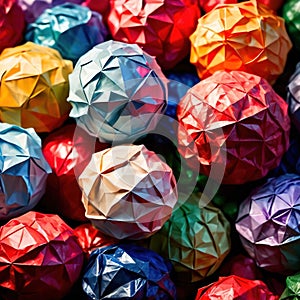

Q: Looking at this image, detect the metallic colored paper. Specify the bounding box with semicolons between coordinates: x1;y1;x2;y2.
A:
0;0;25;53
196;275;278;300
0;211;84;300
236;174;300;274
82;244;177;299
68;40;167;143
0;42;73;132
280;272;300;300
79;144;178;240
25;3;108;63
177;70;290;184
190;0;292;84
0;123;51;220
107;0;201;69
148;193;231;283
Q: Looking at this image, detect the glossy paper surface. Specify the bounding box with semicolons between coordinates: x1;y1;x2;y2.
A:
26;3;108;63
82;0;110;18
79;144;178;240
68;40;167;143
199;0;237;13
190;0;292;84
236;174;300;274
82;244;176;299
0;123;51;220
177;70;290;184
107;0;200;69
281;272;300;299
196;275;278;300
149;193;231;282
0;211;84;300
0;42;73;132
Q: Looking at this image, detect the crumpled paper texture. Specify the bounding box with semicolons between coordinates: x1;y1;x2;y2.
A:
236;173;300;274
82;0;110;19
190;0;292;84
177;70;290;185
82;244;177;300
258;0;284;11
0;211;84;300
79;144;178;240
25;3;108;63
42;124;109;222
0;0;25;53
280;272;300;300
18;0;83;23
68;40;167;143
0;42;73;133
0;123;51;221
148;193;231;283
107;0;201;69
196;275;278;300
73;223;118;258
287;62;300;132
199;0;237;13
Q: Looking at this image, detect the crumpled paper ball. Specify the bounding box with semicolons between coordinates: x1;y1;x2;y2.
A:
0;42;73;133
148;193;231;283
280;272;300;299
82;244;177;299
0;123;51;221
82;0;110;19
25;3;108;63
0;211;84;300
195;275;278;300
107;0;201;69
79;144;178;240
73;223;118;258
18;0;83;23
0;0;25;54
236;173;300;274
41;124;109;222
190;0;292;84
68;40;167;143
199;0;237;13
177;70;290;185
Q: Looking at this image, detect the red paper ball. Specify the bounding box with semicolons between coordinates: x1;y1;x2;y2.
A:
199;0;237;13
195;275;278;300
257;0;284;11
177;70;290;184
42;124;109;221
82;0;110;19
107;0;200;69
0;211;84;300
0;0;25;53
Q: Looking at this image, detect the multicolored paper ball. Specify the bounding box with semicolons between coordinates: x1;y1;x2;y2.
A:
0;42;73;132
177;70;290;184
0;123;51;220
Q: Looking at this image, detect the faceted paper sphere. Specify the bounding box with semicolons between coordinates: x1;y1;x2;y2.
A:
236;174;300;274
25;3;108;63
82;244;177;299
0;0;25;53
177;70;290;185
148;193;231;282
68;40;167;143
195;275;278;300
0;211;84;300
0;42;73;133
79;144;178;240
42;124;109;221
107;0;201;69
190;0;292;84
0;123;51;220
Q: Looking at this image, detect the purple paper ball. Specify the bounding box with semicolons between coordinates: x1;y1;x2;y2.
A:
236;173;300;274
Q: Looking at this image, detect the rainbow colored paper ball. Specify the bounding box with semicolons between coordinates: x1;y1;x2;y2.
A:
190;0;292;84
0;123;51;221
82;244;177;299
79;144;178;240
177;70;290;185
25;3;108;63
0;42;73;133
68;40;167;143
0;211;84;300
107;0;201;69
236;173;300;274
